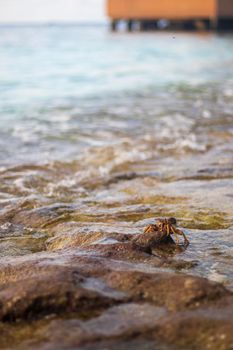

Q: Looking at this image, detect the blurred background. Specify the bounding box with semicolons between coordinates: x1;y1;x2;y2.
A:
0;0;233;284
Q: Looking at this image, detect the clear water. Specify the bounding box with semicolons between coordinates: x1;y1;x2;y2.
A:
0;25;233;287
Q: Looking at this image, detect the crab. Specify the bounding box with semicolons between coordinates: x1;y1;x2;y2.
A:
144;217;189;246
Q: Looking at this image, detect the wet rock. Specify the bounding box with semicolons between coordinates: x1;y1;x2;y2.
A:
105;172;139;186
78;338;172;350
105;270;230;311
0;223;48;258
80;242;162;263
0;252;121;285
46;221;135;251
0;203;73;229
162;258;198;270
47;303;164;342
0;267;125;322
46;231;106;251
156;305;233;350
7;303;167;350
3;301;233;350
13;205;71;229
0;239;232;349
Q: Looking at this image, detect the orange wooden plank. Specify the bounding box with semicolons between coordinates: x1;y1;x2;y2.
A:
107;0;216;20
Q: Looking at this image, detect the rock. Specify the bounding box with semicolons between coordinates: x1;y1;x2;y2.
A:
0;267;124;322
156;305;233;350
1;304;167;350
2;299;233;350
0;203;73;229
0;252;230;322
0;228;232;350
46;231;106;251
104;270;230;311
46;221;136;251
81;241;155;259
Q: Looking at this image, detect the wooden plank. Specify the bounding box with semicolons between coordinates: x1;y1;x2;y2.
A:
107;0;216;20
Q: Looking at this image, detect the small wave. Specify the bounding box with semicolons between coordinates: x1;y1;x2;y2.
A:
173;134;208;152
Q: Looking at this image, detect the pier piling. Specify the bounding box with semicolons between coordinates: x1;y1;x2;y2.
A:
107;0;233;32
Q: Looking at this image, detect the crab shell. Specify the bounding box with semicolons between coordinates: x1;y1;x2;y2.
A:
132;225;174;250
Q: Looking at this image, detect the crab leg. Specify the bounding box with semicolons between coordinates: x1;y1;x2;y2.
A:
170;226;180;244
166;223;171;236
175;235;180;245
172;227;189;246
144;226;150;234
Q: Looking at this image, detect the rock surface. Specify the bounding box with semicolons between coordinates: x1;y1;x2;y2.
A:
0;223;232;350
0;255;232;349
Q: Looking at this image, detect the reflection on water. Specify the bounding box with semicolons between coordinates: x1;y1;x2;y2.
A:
0;26;232;288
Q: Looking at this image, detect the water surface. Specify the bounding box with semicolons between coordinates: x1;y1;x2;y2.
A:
0;25;233;287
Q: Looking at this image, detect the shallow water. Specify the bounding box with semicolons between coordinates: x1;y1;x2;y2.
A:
0;25;233;288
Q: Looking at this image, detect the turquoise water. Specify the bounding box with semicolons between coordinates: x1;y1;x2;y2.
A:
0;25;232;164
0;25;233;288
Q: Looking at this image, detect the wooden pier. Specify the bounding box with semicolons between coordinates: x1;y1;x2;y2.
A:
107;0;233;31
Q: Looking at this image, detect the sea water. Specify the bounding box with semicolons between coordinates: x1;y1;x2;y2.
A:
0;25;232;287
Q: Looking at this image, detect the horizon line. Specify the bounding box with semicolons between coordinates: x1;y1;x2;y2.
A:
0;20;108;26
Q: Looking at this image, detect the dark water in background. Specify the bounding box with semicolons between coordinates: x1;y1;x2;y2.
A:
0;25;233;287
